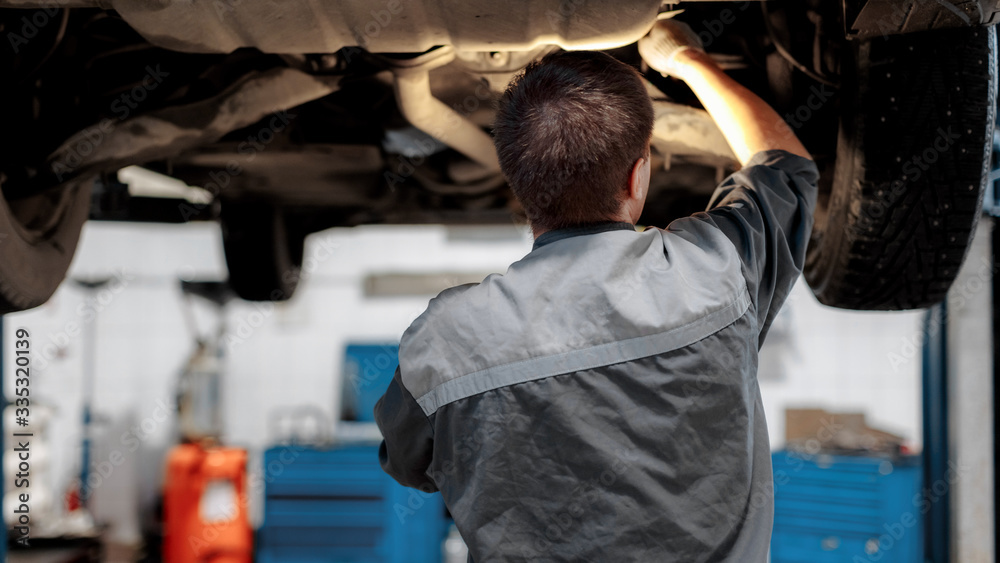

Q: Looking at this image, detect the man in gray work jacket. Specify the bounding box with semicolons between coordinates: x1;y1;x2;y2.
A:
375;20;818;562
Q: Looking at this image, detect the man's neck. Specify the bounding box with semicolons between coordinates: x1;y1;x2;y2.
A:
531;221;639;251
532;214;635;240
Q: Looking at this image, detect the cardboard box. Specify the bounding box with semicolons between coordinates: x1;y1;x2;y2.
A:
785;408;903;454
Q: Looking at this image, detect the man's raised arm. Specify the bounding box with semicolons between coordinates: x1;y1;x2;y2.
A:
639;20;811;165
641;20;819;343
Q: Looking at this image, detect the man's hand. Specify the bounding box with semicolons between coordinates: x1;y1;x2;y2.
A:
639;19;811;166
638;19;705;77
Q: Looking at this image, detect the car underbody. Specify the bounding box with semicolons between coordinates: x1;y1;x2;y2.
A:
1;0;997;309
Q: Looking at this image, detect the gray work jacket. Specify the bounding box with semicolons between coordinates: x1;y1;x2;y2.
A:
375;150;819;562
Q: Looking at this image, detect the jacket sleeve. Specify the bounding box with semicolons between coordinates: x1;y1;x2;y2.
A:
687;149;818;345
374;367;438;491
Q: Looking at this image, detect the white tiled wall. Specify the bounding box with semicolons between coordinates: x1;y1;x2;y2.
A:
758;282;924;451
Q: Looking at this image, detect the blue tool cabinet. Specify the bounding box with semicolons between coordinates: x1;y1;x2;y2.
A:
257;445;447;563
770;452;923;562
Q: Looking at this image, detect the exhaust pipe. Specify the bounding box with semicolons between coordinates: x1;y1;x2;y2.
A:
386;47;501;174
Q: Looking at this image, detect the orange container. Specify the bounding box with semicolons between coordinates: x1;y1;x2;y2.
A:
163;443;252;563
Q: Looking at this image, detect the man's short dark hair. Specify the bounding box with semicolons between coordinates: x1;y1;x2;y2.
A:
493;50;655;232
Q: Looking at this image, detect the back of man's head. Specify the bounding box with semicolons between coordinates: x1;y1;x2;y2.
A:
493;50;655;233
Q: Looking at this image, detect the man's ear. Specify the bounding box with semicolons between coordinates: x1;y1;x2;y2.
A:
628;154;651;201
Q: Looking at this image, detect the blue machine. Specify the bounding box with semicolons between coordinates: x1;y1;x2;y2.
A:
257;445;448;563
770;452;923;562
341;343;400;423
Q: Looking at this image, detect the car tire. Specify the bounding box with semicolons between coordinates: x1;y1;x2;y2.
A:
0;178;93;314
220;203;305;302
804;26;997;310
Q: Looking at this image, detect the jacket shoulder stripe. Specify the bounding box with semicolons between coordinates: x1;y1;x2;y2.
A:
414;286;751;416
